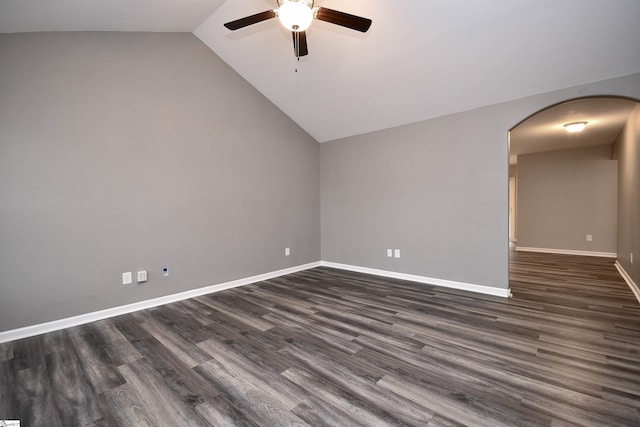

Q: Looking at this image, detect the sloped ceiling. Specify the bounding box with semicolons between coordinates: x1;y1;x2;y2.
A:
195;0;640;142
0;0;225;32
2;0;640;142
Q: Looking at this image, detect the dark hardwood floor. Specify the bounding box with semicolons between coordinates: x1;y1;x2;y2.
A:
1;250;639;426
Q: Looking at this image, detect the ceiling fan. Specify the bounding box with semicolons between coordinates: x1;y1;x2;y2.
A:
223;0;372;58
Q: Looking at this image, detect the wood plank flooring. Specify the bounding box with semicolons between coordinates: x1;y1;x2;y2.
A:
1;250;639;426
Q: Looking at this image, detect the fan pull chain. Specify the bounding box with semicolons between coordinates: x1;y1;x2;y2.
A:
294;30;299;72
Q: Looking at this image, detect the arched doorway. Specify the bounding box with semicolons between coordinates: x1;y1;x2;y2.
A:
508;95;640;299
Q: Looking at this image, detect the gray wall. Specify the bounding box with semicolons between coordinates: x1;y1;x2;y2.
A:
321;72;640;290
0;32;320;332
1;33;639;333
616;104;640;285
516;146;618;253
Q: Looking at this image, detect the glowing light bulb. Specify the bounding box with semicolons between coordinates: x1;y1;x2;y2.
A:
563;121;588;133
278;1;313;32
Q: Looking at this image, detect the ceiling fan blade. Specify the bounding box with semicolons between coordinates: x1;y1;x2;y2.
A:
224;10;277;31
292;31;309;57
314;7;372;32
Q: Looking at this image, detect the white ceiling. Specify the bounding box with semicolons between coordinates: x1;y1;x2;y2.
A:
195;0;640;142
2;0;640;143
0;0;225;32
509;98;637;165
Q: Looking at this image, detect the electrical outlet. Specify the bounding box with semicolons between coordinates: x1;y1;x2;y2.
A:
394;249;401;258
387;249;393;257
122;272;132;285
586;234;592;242
285;247;290;256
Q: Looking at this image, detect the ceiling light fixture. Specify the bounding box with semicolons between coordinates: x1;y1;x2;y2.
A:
277;0;314;32
224;1;371;60
563;121;588;133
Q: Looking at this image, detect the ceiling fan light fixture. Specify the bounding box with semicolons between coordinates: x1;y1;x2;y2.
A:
563;121;588;133
223;0;371;58
277;0;313;32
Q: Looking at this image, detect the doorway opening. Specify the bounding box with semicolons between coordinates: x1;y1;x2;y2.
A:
507;95;640;297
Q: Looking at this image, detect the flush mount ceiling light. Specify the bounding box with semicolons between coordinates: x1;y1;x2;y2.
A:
563;121;588;133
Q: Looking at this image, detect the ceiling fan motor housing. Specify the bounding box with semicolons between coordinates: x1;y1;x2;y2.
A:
276;0;315;32
276;0;314;8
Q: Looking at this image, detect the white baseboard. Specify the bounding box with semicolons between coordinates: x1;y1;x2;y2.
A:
0;261;321;344
516;246;617;258
615;261;640;304
0;260;513;344
320;261;511;298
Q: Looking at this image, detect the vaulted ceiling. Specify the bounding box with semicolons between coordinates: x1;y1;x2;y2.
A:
2;0;640;142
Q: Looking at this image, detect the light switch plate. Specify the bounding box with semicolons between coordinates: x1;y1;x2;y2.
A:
137;271;147;283
122;272;132;285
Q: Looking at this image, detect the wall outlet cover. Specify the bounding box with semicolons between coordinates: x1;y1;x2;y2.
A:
122;272;133;285
394;249;401;258
387;249;393;257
